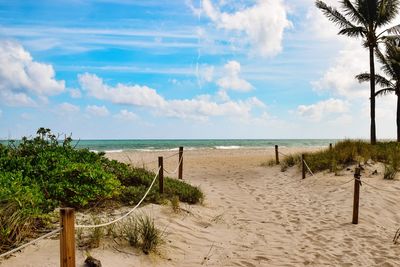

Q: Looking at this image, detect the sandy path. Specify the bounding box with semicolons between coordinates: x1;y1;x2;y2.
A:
2;148;400;266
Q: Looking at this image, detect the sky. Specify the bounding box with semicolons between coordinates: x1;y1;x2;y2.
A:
0;0;398;139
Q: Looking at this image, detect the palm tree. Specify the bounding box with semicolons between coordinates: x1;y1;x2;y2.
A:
316;0;400;144
356;40;400;141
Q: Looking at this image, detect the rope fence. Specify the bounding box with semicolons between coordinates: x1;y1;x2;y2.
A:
0;228;62;259
163;155;183;174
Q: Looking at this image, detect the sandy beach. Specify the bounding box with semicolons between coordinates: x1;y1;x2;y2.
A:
1;147;400;266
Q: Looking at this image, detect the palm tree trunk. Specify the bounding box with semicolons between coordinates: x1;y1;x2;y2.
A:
369;45;377;145
397;94;400;142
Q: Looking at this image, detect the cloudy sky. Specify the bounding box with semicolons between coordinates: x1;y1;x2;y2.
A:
0;0;398;139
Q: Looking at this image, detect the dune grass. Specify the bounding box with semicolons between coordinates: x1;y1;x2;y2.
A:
274;140;400;177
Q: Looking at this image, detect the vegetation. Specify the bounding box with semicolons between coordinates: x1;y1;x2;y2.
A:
356;40;400;141
0;128;203;254
274;140;400;179
170;195;180;213
316;0;400;144
77;214;164;254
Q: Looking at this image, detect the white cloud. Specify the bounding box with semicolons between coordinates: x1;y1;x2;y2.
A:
1;91;36;107
201;0;292;57
57;102;80;114
79;73;166;108
79;73;265;121
69;88;82;98
199;65;215;83
297;98;349;121
0;40;65;106
306;0;346;41
312;41;370;99
217;60;252;92
86;105;109;117
114;109;139;121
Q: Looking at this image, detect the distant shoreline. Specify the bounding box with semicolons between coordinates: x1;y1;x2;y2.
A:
1;139;342;152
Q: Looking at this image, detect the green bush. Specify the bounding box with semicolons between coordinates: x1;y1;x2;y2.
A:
0;128;203;254
47;163;121;208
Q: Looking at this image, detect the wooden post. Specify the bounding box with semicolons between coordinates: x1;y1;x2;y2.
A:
60;208;75;267
301;154;306;179
158;156;164;194
329;143;333;150
275;145;279;165
352;167;361;224
178;146;183;180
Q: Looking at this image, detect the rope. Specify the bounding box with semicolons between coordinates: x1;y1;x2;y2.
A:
355;178;399;193
332;177;355;187
0;228;61;259
75;166;161;229
278;151;290;157
163;152;180;159
163;156;183;174
133;152;180;168
303;159;314;176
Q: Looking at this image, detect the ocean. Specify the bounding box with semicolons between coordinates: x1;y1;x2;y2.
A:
56;139;338;152
0;139;339;152
0;139;338;152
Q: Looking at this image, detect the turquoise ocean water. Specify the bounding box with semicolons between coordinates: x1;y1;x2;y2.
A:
0;139;338;152
54;139;338;152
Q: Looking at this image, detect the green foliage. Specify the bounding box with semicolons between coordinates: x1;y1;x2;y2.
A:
170;195;180;213
280;154;299;172
260;158;276;167
383;145;400;179
122;217;140;247
164;178;203;204
137;215;163;254
0;128;203;254
120;215;164;254
280;140;400;175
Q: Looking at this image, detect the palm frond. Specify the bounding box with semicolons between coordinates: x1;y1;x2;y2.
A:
379;35;400;45
376;1;400;27
341;0;367;25
375;88;396;96
384;24;400;35
375;47;387;65
356;0;378;25
375;73;394;88
355;72;372;83
316;1;359;30
339;26;366;37
356;72;393;88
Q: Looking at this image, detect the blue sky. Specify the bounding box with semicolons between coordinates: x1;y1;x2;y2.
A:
0;0;398;139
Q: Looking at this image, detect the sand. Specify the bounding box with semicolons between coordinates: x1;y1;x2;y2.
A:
1;147;400;266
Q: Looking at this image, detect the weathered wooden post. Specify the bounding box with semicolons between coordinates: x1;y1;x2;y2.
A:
158;156;164;194
275;145;279;165
301;154;306;179
329;143;333;151
178;146;183;180
60;208;76;267
352;167;361;224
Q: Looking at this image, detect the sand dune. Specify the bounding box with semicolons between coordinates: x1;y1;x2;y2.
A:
1;148;400;266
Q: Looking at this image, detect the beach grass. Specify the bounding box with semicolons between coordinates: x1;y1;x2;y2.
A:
271;140;400;177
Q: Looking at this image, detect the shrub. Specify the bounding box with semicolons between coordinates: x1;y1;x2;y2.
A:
164;178;204;204
0;128;203;254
